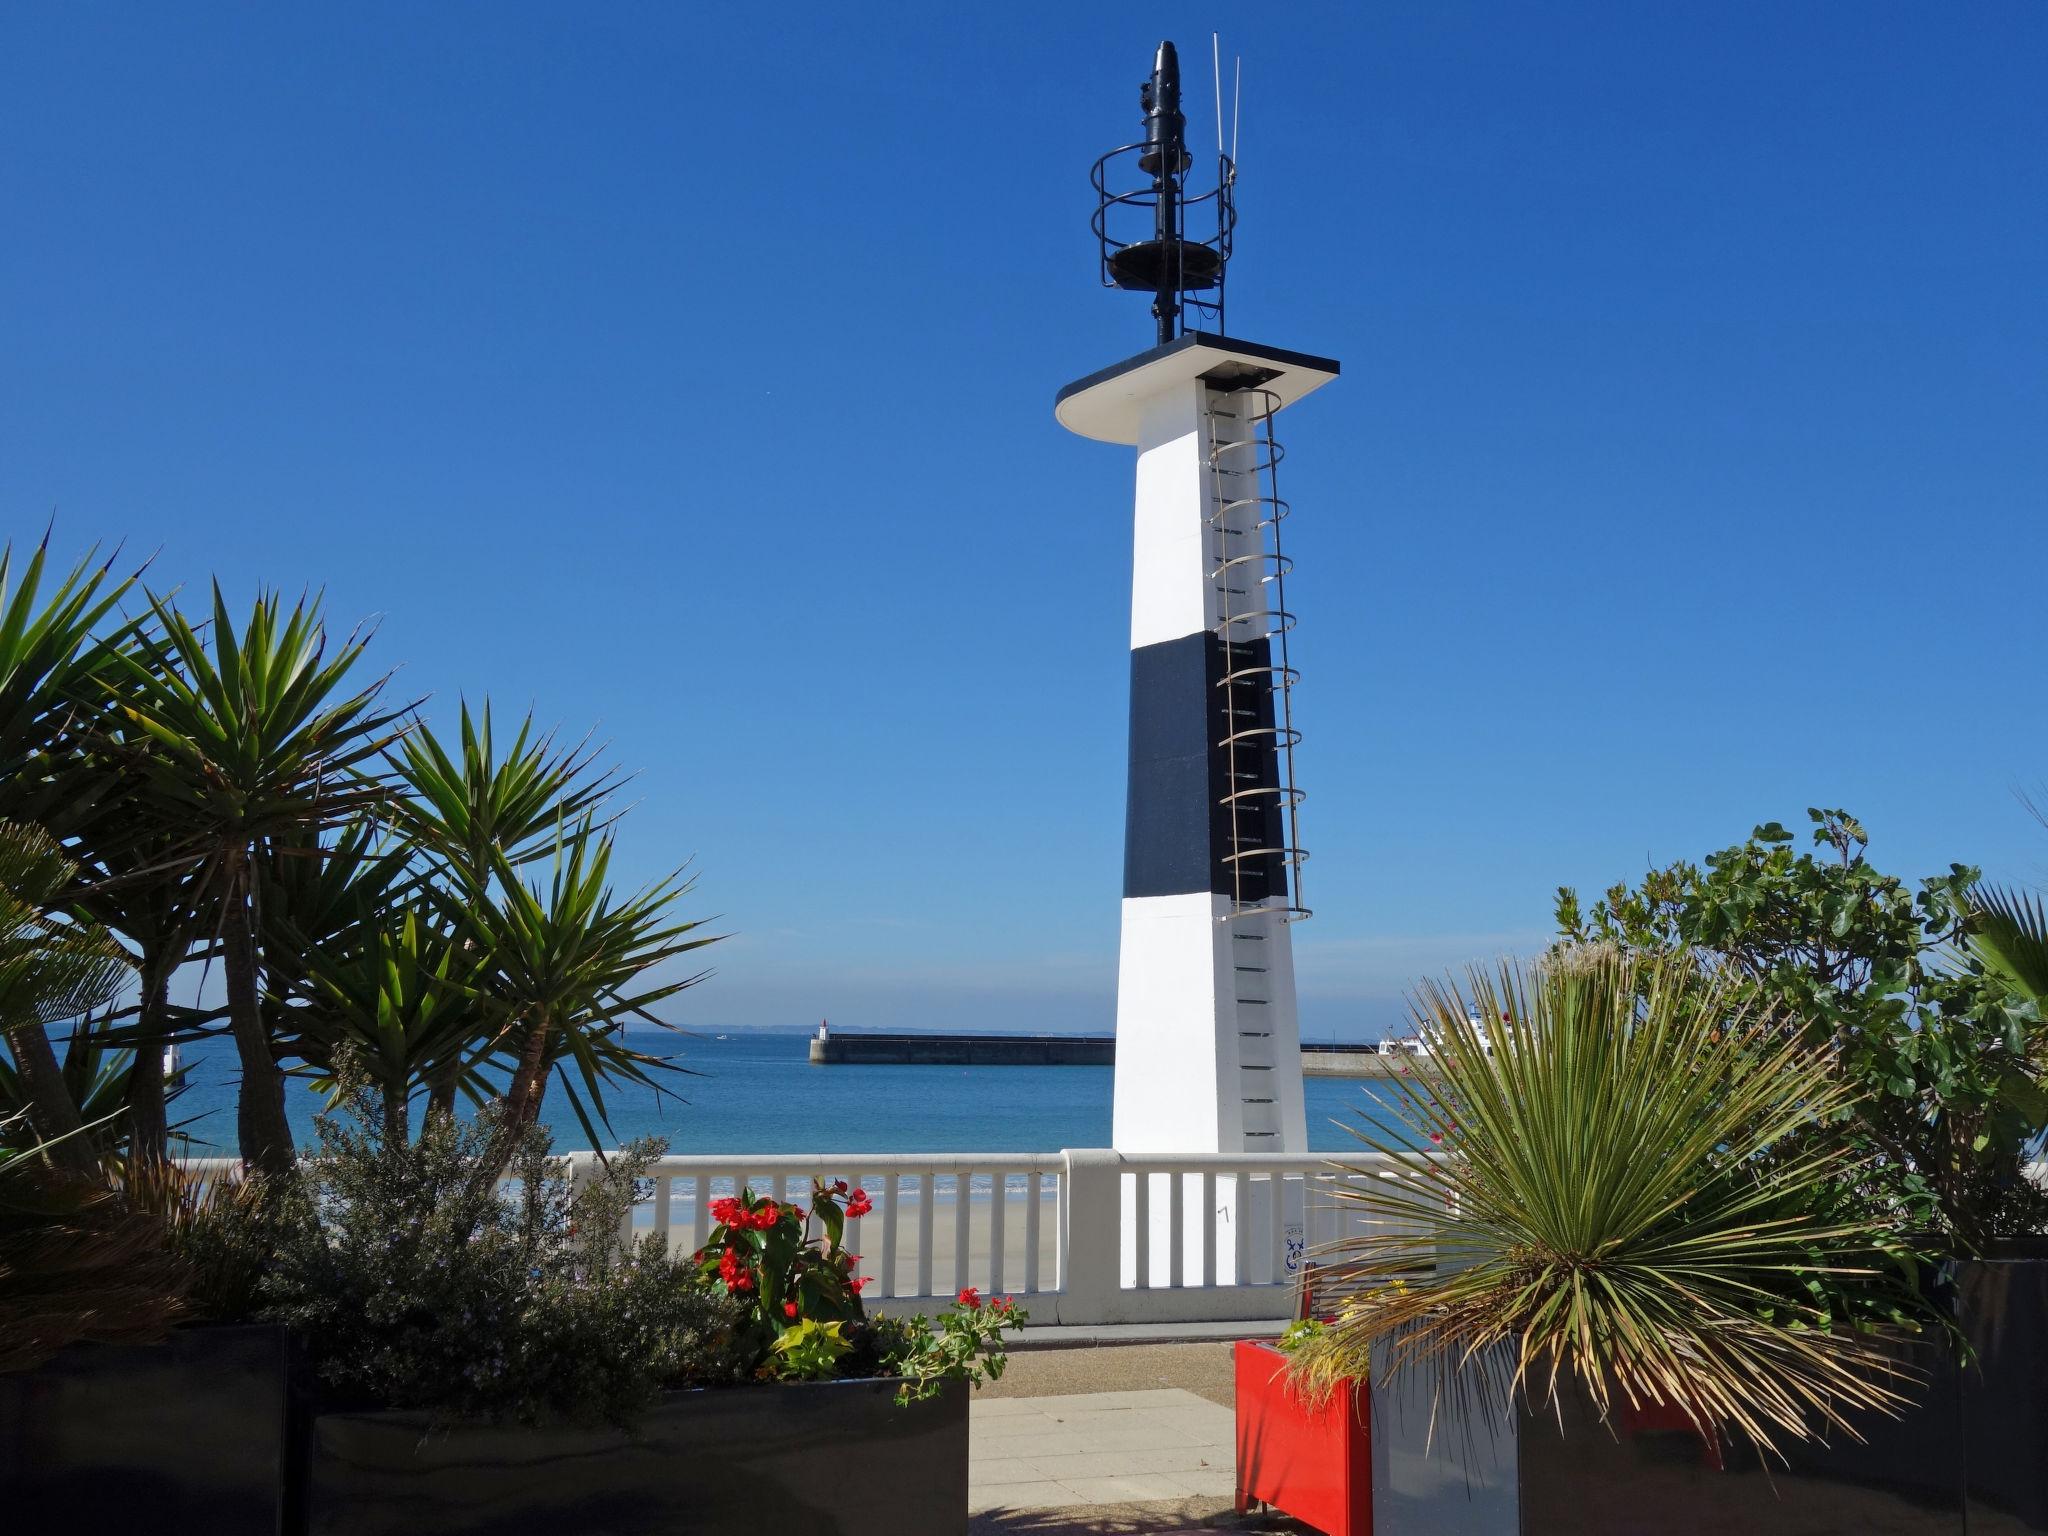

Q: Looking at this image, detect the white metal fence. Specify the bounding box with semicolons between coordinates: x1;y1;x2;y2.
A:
179;1147;1434;1327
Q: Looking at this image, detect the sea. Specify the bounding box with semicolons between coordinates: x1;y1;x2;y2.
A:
168;1029;1404;1158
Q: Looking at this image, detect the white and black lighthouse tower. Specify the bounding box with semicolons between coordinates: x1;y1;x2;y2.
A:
1057;42;1337;1267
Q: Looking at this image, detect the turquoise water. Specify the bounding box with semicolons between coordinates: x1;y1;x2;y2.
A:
169;1030;1401;1156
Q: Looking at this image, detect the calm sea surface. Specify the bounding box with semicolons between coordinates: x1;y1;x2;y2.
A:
170;1030;1403;1157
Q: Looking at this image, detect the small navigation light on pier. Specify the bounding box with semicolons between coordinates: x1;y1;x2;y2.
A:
1057;40;1339;1283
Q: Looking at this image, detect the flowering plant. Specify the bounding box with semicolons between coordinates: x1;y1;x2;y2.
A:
692;1179;872;1373
880;1288;1024;1404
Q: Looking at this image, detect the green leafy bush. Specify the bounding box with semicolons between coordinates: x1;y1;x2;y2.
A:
190;1084;745;1425
1557;809;2048;1245
875;1288;1022;1404
1304;949;1913;1454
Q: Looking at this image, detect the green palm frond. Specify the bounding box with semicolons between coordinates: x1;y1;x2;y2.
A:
109;583;410;858
0;821;132;1041
0;536;141;814
1294;948;1911;1455
281;894;496;1127
1969;885;2048;1009
447;819;719;1165
392;699;624;879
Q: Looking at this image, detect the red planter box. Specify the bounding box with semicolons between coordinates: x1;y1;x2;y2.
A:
1234;1339;1371;1536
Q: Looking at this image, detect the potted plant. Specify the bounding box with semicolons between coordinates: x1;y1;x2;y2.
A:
182;1083;1016;1536
0;817;302;1536
1235;1317;1371;1536
1294;946;1922;1535
1550;812;2048;1531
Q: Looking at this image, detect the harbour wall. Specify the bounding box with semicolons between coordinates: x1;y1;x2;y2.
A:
809;1033;1425;1077
809;1033;1115;1066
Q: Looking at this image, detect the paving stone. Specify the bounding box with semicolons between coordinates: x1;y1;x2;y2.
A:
1058;1472;1195;1504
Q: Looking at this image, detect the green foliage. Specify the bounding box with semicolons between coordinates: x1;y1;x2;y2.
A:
0;537;138;826
1557;809;2048;1244
1276;1317;1327;1355
392;700;621;881
1301;949;1914;1454
453;823;717;1176
0;1012;193;1160
1968;885;2048;1021
874;1290;1023;1405
0;821;134;1176
107;584;409;1173
214;1080;744;1425
768;1318;853;1380
693;1181;872;1369
0;534;724;1184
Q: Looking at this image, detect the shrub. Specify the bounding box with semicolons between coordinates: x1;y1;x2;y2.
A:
1302;949;1914;1454
199;1084;744;1425
1557;809;2048;1244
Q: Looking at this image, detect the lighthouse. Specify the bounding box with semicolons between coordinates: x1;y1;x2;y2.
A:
1056;41;1337;1278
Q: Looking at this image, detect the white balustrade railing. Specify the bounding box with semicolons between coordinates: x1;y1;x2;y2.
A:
175;1147;1439;1327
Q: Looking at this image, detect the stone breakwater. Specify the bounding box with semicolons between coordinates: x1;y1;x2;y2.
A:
807;1033;1431;1077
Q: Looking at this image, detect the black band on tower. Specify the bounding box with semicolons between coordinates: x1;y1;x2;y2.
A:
1123;632;1286;902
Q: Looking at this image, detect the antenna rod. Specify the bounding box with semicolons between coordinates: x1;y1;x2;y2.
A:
1139;40;1188;345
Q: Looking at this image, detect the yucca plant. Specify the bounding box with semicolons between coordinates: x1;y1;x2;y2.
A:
0;1011;193;1161
109;584;410;1174
283;895;494;1139
392;700;622;882
1294;947;1914;1455
450;822;718;1181
0;536;139;829
0;822;133;1180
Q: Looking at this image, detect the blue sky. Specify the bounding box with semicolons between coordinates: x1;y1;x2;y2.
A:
4;5;2044;1039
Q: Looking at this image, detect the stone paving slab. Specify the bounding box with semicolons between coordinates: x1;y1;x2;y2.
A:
969;1388;1236;1515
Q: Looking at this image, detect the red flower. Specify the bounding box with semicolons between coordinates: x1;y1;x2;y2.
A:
957;1287;981;1308
832;1179;848;1195
997;1296;1018;1314
709;1196;745;1226
851;1276;873;1292
783;1300;800;1319
1428;1131;1444;1145
845;1188;873;1219
746;1201;780;1231
719;1249;753;1293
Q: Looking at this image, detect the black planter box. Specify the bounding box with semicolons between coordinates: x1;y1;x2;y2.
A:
1372;1256;2048;1536
0;1323;304;1536
1510;1255;2048;1536
1960;1253;2048;1536
1516;1329;1966;1536
305;1375;969;1536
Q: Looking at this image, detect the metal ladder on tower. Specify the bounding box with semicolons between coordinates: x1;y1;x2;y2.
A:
1204;386;1309;1147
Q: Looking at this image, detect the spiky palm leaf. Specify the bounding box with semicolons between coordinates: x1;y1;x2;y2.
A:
448;821;718;1174
281;896;496;1138
392;700;623;880
0;1011;194;1159
0;823;133;1176
1969;886;2048;1015
0;536;140;830
1294;948;1912;1455
106;584;411;1173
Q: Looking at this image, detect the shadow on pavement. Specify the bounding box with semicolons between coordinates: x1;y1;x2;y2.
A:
970;1500;1312;1535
